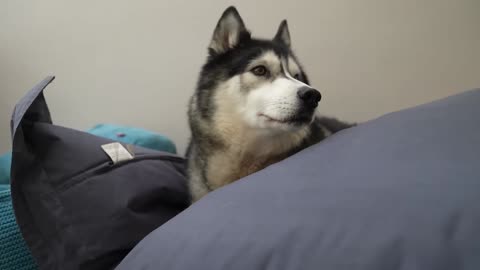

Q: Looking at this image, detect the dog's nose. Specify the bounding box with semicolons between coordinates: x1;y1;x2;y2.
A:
297;87;321;108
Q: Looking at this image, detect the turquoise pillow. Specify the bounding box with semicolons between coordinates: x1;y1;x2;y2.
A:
88;124;177;154
0;187;37;270
0;153;12;185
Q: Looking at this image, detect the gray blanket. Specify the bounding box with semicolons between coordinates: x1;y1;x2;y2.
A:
118;88;480;270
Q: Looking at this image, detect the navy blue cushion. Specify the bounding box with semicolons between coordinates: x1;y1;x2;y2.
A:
117;89;480;270
10;77;189;270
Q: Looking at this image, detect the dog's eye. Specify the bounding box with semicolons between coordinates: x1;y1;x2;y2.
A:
293;74;300;80
251;65;268;76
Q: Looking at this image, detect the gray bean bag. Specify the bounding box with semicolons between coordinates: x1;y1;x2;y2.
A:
117;88;480;270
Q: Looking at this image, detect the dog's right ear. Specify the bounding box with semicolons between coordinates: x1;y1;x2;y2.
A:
208;6;250;56
274;20;291;48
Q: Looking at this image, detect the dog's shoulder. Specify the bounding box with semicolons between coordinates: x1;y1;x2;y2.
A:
298;116;355;150
315;116;356;134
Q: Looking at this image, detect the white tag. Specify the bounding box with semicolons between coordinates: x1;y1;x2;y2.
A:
101;142;134;164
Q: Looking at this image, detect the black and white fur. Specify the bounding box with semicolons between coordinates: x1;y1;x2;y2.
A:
187;6;353;202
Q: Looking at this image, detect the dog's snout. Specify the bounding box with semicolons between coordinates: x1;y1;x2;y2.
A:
297;87;321;108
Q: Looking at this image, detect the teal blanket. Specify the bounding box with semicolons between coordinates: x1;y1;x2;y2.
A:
0;187;37;269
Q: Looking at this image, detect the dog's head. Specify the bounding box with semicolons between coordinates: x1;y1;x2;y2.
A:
194;6;321;133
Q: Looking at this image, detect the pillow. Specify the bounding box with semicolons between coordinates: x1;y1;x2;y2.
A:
87;124;177;154
10;76;189;270
0;152;12;185
117;88;480;270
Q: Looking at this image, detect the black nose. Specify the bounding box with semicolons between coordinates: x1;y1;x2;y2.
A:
297;87;321;108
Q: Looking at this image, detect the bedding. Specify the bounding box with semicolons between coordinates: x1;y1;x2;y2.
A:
9;77;190;270
9;76;480;270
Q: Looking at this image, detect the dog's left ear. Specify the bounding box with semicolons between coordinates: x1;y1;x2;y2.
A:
274;20;291;48
209;6;250;56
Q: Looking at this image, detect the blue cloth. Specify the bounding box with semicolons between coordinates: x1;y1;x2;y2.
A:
0;153;12;185
88;124;177;154
0;188;37;270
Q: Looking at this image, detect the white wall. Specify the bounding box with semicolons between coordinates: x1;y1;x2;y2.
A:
1;0;479;154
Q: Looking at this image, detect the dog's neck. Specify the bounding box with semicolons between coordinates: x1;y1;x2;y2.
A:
205;112;309;189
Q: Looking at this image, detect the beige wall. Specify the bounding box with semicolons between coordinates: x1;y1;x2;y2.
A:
1;0;479;154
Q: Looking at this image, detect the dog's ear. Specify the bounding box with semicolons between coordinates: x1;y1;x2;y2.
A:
209;6;250;56
274;20;291;48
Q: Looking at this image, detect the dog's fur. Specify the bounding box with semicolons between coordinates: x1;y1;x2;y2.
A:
187;6;353;202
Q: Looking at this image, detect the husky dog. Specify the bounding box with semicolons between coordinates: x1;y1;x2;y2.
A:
187;6;352;202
